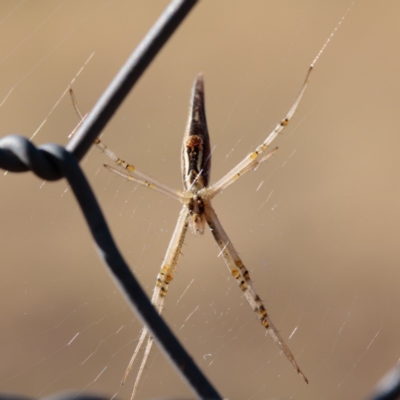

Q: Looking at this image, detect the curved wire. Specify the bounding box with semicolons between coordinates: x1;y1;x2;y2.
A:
0;0;223;398
0;135;221;400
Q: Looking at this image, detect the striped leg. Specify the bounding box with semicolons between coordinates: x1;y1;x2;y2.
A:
204;203;308;383
207;66;313;200
69;88;188;203
122;206;190;399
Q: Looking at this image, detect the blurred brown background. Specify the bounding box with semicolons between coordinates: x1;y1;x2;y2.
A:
1;1;400;399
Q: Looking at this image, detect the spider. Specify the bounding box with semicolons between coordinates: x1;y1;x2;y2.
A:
70;65;312;399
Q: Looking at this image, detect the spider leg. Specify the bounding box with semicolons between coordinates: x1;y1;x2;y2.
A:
69;88;189;203
204;202;308;384
128;335;153;400
122;205;190;399
206;66;313;200
104;164;188;203
203;147;278;198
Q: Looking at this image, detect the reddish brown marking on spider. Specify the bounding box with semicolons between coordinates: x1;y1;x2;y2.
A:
185;135;203;150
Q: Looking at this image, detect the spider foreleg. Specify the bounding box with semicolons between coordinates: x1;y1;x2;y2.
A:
207;66;313;199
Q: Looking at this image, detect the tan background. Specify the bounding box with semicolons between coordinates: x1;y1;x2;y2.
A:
1;1;400;399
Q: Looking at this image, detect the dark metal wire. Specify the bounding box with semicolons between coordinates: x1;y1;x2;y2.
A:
0;394;108;400
368;365;400;400
0;135;221;400
0;0;222;398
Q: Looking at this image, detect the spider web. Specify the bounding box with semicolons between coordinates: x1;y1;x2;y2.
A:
1;1;400;400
